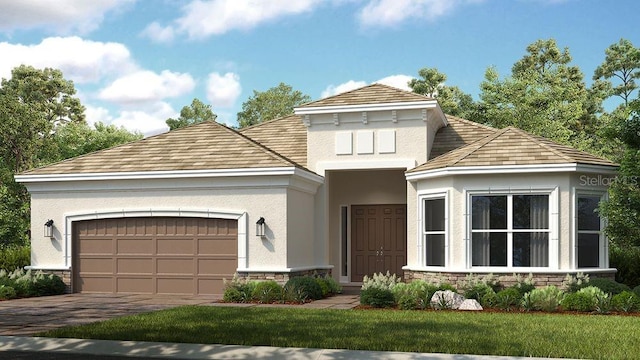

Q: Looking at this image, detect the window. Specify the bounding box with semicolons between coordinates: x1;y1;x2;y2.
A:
423;197;446;266
577;195;602;268
471;194;549;268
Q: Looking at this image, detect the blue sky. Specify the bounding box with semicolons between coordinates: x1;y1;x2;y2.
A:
1;0;638;136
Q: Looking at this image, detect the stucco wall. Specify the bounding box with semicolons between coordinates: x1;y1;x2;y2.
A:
25;174;320;273
286;187;316;268
409;172;595;272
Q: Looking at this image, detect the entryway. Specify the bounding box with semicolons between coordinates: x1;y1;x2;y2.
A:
351;204;407;282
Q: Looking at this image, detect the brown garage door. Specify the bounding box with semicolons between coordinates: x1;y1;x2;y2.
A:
73;217;237;295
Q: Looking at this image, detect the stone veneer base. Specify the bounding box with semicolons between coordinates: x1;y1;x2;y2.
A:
404;270;617;289
236;268;332;285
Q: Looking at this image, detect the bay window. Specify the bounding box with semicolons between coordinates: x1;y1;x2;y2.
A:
471;194;550;268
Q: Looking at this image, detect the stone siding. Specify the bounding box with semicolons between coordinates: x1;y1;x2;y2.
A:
237;268;332;285
404;270;616;290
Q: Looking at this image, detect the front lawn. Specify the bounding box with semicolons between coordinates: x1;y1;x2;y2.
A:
40;306;639;359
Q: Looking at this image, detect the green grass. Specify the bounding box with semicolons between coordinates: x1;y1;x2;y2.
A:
40;306;640;359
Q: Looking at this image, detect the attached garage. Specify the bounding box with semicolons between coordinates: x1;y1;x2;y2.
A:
73;217;237;295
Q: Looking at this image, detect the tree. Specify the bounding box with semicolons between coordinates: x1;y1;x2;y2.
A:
600;100;640;248
0;65;85;173
165;98;216;130
409;67;478;119
49;122;142;162
237;83;311;128
477;39;599;147
593;38;640;107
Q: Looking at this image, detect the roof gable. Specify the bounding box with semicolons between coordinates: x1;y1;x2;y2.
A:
297;83;433;108
411;126;618;173
430;115;497;159
21;121;302;176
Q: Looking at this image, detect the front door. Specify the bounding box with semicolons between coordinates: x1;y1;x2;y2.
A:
351;204;406;282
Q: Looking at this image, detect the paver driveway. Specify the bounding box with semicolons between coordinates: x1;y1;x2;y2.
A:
0;293;221;336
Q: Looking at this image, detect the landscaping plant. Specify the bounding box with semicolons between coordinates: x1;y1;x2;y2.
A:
251;280;283;303
522;285;564;312
284;276;323;302
0;269;65;299
611;291;640;313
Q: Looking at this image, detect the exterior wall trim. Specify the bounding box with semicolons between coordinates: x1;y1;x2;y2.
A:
295;101;439;115
406;163;618;181
316;159;416;176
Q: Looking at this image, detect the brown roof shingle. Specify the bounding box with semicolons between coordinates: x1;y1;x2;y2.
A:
21;121;302;175
240;115;307;167
297;83;433;108
430;115;497;159
410;126;618;173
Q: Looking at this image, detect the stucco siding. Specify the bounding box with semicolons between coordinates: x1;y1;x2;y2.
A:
286;188;316;268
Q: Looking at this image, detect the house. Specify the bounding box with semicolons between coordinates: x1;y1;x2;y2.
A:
15;84;618;295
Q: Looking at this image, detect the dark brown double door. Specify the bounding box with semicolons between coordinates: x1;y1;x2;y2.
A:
351;204;407;282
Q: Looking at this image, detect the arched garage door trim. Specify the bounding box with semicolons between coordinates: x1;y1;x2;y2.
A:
63;209;248;272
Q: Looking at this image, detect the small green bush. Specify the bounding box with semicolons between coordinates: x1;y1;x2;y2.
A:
612;291;640;313
495;287;522;311
360;287;395;308
361;271;401;291
522;286;564;312
284;277;323;302
252;281;283;303
633;285;640;298
392;280;439;310
223;287;244;302
463;283;494;303
0;285;17;300
222;274;256;303
562;272;590;293
480;289;497;307
609;244;640;288
314;277;330;297
437;283;457;292
0;269;66;298
512;273;536;296
561;292;596;312
0;245;30;272
580;278;630;295
322;276;342;295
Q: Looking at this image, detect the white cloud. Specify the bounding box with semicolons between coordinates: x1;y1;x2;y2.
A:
85;102;176;137
0;0;135;34
143;0;323;42
358;0;481;27
0;36;134;83
98;70;196;105
374;74;414;91
321;80;367;98
206;72;242;108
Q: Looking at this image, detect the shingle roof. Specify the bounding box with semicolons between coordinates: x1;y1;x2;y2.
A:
430;115;497;159
410;126;618;173
21;121;303;175
297;83;433;108
240;115;307;167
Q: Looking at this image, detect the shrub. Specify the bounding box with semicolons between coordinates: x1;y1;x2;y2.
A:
0;245;30;272
315;277;330;297
609;244;640;288
437;283;457;292
494;287;522;311
0;269;66;298
222;274;256;303
579;278;630;295
284;277;323;302
562;272;590;293
461;273;502;294
612;291;640;313
634;285;640;298
361;271;401;291
512;273;536;296
0;285;17;300
322;276;342;295
252;281;283;303
360;287;395;308
392;280;439;310
463;283;494;303
561;292;595;312
31;272;66;296
522;286;564;312
480;289;497;308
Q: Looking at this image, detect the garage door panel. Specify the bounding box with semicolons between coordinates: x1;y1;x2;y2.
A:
74;217;237;295
117;238;153;255
157;238;194;255
198;258;237;275
157;278;194;294
198;238;236;255
117;258;153;274
117;277;154;294
157;258;194;275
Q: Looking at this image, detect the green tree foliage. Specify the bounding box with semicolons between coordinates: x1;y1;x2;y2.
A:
0;65;139;246
593;38;640;107
409;67;477;119
166;98;216;130
477;39;601;148
600;100;640;247
237;83;311;128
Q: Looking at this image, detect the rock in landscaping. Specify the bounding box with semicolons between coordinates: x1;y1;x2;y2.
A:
458;299;483;311
430;290;465;310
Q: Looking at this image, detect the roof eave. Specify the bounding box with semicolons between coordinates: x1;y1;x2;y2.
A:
294;100;439;115
405;163;619;182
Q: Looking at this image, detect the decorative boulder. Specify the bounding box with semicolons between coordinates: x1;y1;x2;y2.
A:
430;290;465;310
458;299;483;311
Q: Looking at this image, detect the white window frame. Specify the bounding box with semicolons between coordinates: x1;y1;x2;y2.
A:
464;187;559;271
572;189;608;269
418;190;449;269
